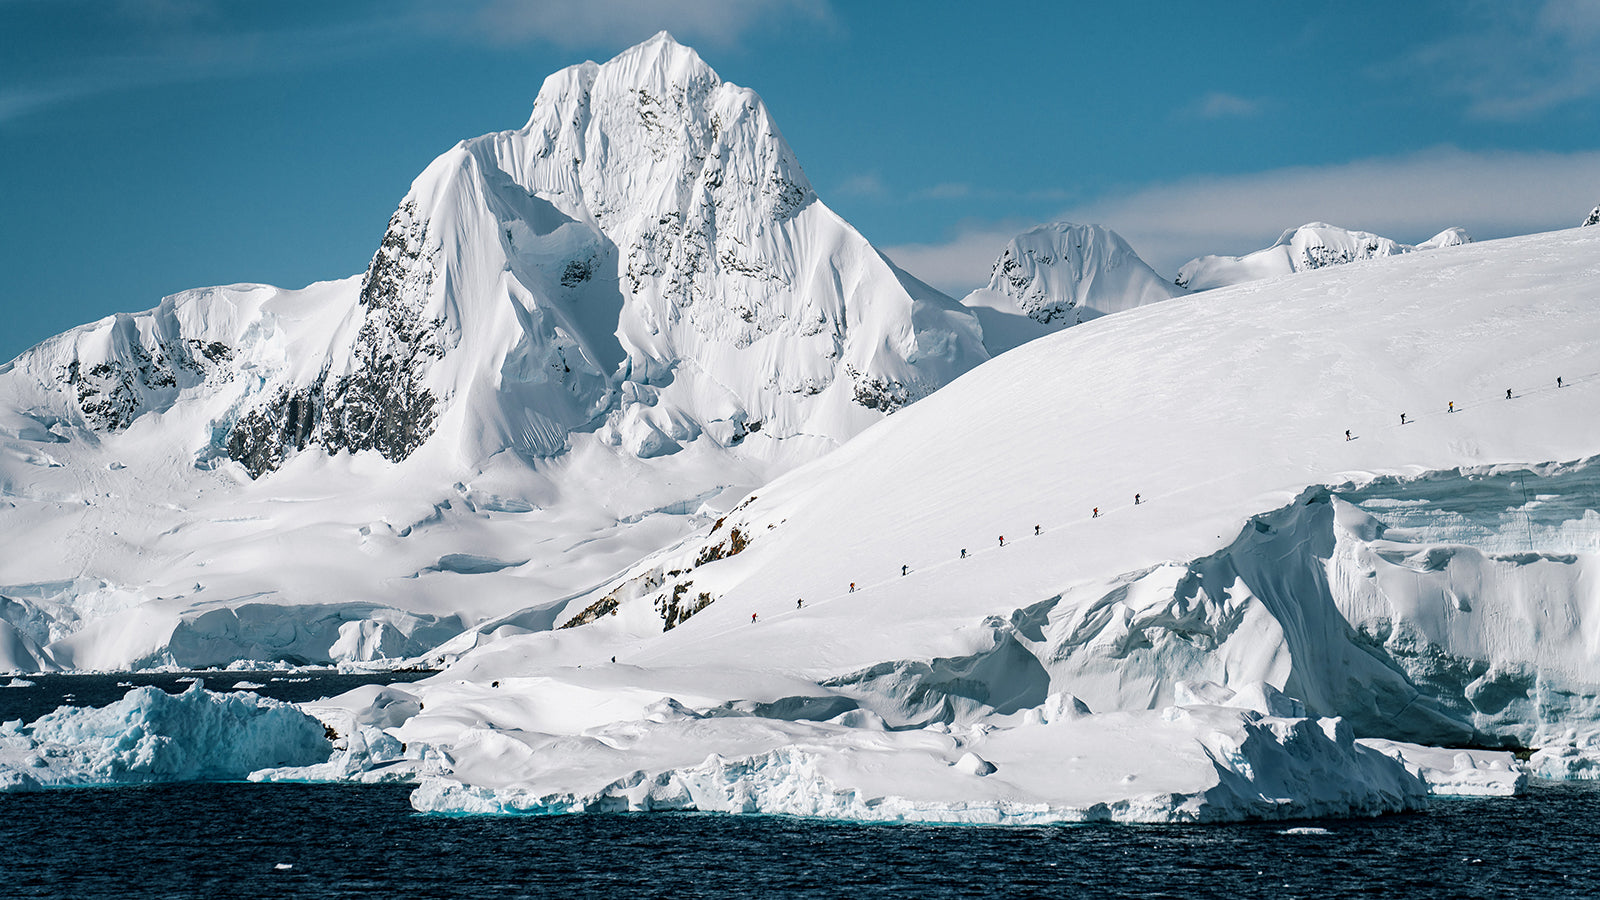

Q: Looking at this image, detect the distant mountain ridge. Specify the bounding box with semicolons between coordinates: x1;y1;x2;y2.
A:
1175;222;1471;292
959;222;1183;355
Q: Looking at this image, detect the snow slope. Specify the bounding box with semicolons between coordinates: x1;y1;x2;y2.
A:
960;222;1183;355
0;34;985;671
335;225;1600;818
1175;222;1470;291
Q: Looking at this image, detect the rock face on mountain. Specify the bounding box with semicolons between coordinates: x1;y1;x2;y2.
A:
0;33;986;671
1175;223;1472;292
959;223;1183;355
1584;205;1600;227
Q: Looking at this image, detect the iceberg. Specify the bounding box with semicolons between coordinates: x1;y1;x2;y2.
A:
0;682;331;791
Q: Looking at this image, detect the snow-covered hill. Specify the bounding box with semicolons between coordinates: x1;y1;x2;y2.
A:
339;224;1600;818
1175;222;1470;291
0;33;986;671
959;223;1183;355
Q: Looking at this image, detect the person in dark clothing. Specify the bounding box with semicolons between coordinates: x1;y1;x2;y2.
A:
1507;388;1513;399
1400;413;1407;425
1034;524;1041;535
1345;429;1352;441
1558;376;1564;388
1134;493;1141;505
999;535;1005;547
1092;507;1099;518
797;599;803;609
901;564;908;576
960;548;966;559
751;613;757;623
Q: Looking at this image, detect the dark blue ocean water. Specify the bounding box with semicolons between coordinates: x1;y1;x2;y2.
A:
1;674;1598;899
2;781;1598;899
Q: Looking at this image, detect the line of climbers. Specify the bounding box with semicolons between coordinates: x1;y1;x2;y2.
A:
1352;377;1566;439
866;492;1148;588
771;377;1582;623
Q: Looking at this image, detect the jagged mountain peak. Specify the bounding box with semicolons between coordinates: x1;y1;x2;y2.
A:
959;222;1182;355
1584;203;1600;227
206;29;983;477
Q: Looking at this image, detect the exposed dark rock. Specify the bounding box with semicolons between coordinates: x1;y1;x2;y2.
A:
225;200;446;478
847;365;914;413
657;581;713;630
61;317;192;432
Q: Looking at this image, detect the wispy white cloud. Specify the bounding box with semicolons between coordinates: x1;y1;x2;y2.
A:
885;148;1600;296
831;172;888;199
0;5;420;125
0;0;832;125
1387;0;1600;119
1185;91;1262;120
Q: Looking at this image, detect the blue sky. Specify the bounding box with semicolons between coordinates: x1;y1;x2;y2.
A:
3;0;1599;363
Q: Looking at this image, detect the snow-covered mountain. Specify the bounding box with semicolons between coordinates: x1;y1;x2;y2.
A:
0;33;986;671
959;223;1183;355
196;222;1586;822
1584;204;1600;227
1175;222;1470;291
388;224;1600;794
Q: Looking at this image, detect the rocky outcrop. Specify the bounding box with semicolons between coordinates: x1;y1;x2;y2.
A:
226;201;445;477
